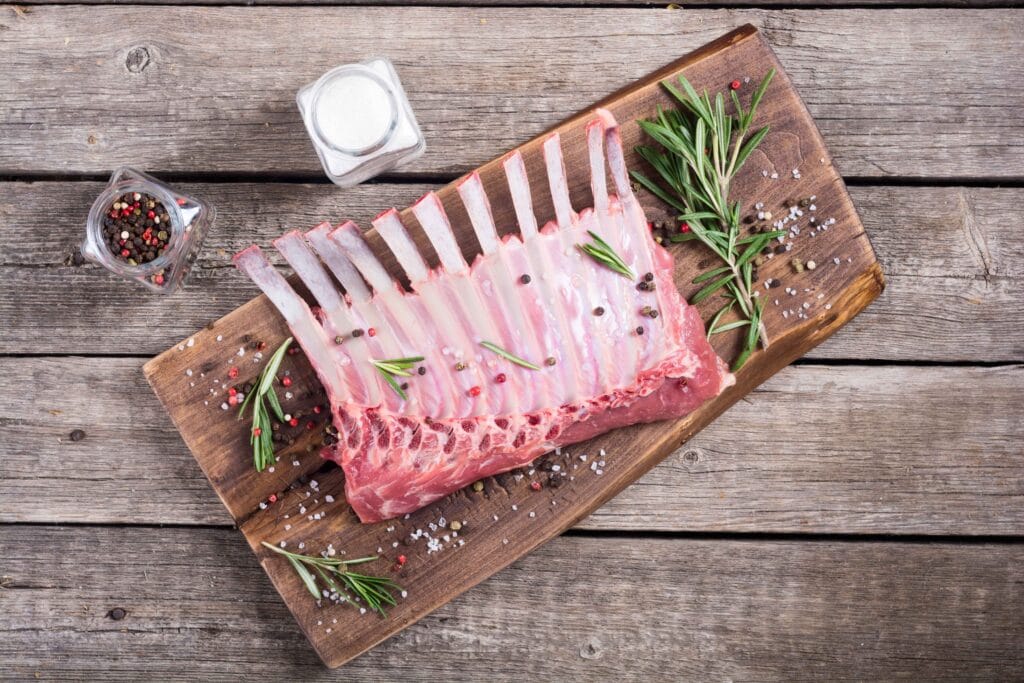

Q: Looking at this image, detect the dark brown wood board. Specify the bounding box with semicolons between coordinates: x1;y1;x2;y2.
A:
143;25;883;668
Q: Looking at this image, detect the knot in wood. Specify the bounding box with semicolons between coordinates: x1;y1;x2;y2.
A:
107;607;127;621
125;46;151;74
579;636;603;660
682;448;701;464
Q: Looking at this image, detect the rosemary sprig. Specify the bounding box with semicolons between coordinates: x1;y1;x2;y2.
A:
479;341;541;370
371;356;424;401
577;230;635;279
237;337;292;472
631;69;782;371
260;542;402;616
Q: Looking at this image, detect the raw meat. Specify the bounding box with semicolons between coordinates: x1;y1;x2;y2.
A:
234;109;734;523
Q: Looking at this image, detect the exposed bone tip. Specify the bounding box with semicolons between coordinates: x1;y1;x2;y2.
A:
372;208;399;223
595;108;619;129
232;244;264;262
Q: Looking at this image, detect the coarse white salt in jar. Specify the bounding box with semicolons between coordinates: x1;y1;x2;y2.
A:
297;58;425;187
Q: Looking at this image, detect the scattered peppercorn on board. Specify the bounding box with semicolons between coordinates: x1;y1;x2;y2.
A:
144;26;883;669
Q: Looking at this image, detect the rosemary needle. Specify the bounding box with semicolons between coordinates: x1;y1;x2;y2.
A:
632;69;781;371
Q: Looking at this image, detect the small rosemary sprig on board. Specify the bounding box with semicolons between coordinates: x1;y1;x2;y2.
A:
631;70;783;371
237;337;293;472
261;542;402;616
371;356;424;401
577;230;635;279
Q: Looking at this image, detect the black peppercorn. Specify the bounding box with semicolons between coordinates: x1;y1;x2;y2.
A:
417;367;426;375
636;326;644;335
69;429;86;442
643;272;654;282
520;274;531;284
351;329;364;337
593;306;605;316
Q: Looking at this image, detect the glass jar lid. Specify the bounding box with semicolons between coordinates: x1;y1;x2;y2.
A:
311;66;399;157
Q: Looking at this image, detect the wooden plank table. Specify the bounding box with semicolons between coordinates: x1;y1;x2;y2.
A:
1;4;1022;679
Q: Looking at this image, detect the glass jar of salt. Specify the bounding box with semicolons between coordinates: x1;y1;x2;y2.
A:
297;58;425;187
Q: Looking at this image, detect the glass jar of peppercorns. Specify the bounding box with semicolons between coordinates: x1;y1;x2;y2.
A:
82;167;215;293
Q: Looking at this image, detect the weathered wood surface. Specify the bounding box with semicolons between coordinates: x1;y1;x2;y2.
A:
13;0;1016;6
0;8;1021;179
142;27;885;666
2;183;1019;361
4;358;1022;533
3;526;1023;681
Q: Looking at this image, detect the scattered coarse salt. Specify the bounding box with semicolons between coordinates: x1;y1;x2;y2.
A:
528;511;536;518
284;524;291;530
268;466;275;473
392;541;399;548
401;590;408;598
770;171;779;179
377;546;383;553
293;460;300;467
599;449;606;457
216;334;223;342
185;368;193;377
298;542;305;549
326;628;332;634
833;257;841;265
511;504;518;511
502;538;509;545
825;303;832;310
299;506;306;514
186;338;195;348
259;502;267;510
360;608;366;615
237;347;246;357
279;541;287;548
595;469;604;476
325;495;335;503
220;402;229;411
492;514;499;521
285;392;293;400
580;454;588;462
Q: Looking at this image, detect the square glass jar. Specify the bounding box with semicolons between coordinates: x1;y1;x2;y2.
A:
297;58;426;187
81;167;215;294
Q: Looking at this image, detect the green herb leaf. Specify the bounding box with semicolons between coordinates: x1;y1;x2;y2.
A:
370;356;424;400
480;341;542;370
577;231;635;279
241;337;293;471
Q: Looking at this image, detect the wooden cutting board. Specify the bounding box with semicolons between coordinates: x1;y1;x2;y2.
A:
144;25;882;668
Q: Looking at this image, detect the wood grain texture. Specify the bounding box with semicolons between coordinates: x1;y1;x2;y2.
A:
12;0;1018;5
2;183;1019;360
141;27;884;667
4;358;1022;534
3;526;1023;681
0;8;1021;179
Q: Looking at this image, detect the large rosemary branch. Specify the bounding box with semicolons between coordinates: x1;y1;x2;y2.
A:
631;70;783;371
261;542;402;616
